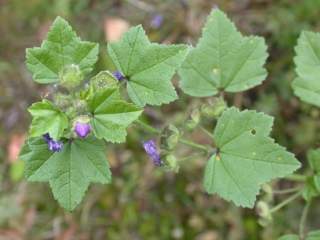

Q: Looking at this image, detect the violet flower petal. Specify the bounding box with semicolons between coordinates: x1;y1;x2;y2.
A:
74;122;91;138
143;139;162;166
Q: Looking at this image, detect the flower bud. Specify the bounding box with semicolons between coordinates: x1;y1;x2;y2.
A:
90;71;119;90
186;109;200;130
73;116;91;138
161;124;180;151
256;201;272;225
143;139;162;166
59;64;83;90
201;97;227;118
164;154;179;173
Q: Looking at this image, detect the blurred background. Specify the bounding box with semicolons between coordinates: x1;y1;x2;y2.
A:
1;0;320;239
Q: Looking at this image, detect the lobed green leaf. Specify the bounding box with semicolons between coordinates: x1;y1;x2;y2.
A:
293;31;320;107
19;137;111;211
28;99;69;140
204;107;301;208
178;9;268;97
108;25;189;106
26;16;99;84
88;88;143;143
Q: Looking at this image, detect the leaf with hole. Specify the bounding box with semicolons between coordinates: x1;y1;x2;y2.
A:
203;107;301;207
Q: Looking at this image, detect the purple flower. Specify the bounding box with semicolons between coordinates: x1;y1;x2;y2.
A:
150;14;163;29
113;71;125;81
143;139;162;166
43;133;63;152
74;122;91;138
48;140;63;152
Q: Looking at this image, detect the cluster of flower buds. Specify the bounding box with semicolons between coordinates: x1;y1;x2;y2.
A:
43;133;63;152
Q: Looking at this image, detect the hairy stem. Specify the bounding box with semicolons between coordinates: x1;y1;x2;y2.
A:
272;187;302;195
135;119;211;153
284;174;306;182
199;126;214;139
299;200;312;240
270;190;302;213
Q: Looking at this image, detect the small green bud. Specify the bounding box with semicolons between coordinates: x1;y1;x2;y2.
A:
74;99;88;115
186;109;200;130
201;97;227;118
54;93;73;109
90;71;119;90
73;115;91;125
256;201;272;225
164;154;180;173
59;64;84;89
161;124;180;150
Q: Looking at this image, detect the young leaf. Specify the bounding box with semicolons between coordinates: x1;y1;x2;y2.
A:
20;137;111;211
203;107;300;208
107;25;189;106
293;31;320;107
26;16;98;84
178;9;268;97
28;99;68;140
88;88;143;143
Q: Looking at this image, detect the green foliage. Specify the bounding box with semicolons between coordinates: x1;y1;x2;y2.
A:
307;230;320;240
107;25;189;106
203;107;300;207
20;137;111;211
307;149;320;173
302;176;319;201
278;235;299;240
88;88;142;143
293;31;320;107
28;99;69;140
26;16;98;84
179;9;268;97
279;230;320;240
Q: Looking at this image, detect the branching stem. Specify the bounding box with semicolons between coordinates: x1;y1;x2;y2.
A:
135;119;211;153
270;190;302;213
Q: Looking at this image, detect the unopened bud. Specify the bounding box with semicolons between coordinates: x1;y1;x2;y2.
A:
161;124;180;150
186;109;200;130
201;97;227;118
59;64;83;90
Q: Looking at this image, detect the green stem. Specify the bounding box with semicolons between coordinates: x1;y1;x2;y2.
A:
199;126;214;139
272;187;302;195
270;190;302;213
179;138;210;152
135;119;210;153
284;174;306;182
299;200;312;240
